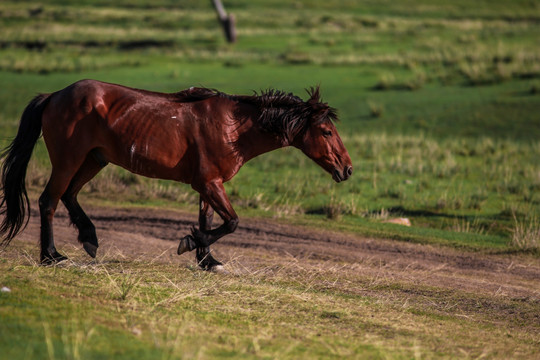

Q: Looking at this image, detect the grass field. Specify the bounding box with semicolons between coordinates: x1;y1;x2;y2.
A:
1;0;539;358
1;206;539;360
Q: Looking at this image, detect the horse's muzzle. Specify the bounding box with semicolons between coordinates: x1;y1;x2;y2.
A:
332;166;353;183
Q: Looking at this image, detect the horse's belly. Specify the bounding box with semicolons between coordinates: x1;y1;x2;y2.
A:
105;136;192;183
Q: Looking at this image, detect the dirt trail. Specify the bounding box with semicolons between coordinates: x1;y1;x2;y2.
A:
13;205;537;306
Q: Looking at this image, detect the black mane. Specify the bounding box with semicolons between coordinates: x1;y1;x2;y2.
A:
174;86;338;143
233;87;338;143
173;87;219;102
237;89;308;142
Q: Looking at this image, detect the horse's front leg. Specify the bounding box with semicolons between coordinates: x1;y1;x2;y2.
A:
195;196;224;271
178;179;238;258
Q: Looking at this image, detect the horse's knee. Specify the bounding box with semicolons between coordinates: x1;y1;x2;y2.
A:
60;191;72;203
226;218;239;233
38;192;48;209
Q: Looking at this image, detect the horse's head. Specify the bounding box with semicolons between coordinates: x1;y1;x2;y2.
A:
292;87;353;183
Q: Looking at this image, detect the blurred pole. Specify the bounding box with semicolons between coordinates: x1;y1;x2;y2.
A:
211;0;237;43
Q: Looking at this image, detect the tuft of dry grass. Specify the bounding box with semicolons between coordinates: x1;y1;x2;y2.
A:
450;217;487;236
511;214;540;250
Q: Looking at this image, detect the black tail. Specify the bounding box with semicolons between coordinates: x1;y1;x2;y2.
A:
0;93;51;247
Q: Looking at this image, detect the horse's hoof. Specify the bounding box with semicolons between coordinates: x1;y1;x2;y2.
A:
83;242;98;258
197;254;224;271
177;235;196;255
40;252;68;265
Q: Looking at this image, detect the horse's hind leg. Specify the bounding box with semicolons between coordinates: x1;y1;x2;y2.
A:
61;154;106;259
39;185;67;264
39;169;80;264
194;198;223;271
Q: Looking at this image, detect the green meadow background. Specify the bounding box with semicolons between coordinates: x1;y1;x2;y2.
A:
0;1;540;358
2;0;539;251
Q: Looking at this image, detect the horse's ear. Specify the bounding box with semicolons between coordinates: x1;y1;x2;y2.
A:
306;85;321;105
306;85;330;117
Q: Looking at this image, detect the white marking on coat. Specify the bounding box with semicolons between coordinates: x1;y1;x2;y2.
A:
130;143;136;167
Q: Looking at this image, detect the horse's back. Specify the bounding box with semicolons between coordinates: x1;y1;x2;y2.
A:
39;80;242;184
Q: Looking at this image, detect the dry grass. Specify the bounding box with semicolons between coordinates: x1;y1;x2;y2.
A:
511;214;540;250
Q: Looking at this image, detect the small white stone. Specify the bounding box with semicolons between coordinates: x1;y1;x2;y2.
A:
1;286;11;293
382;218;412;227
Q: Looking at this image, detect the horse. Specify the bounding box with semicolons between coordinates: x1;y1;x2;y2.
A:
0;80;352;271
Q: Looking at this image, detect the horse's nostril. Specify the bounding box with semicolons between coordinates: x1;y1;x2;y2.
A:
346;166;353;177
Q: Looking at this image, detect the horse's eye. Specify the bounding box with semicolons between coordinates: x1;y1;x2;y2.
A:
323;130;332;137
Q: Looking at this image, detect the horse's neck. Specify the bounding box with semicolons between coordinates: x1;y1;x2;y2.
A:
234;117;288;164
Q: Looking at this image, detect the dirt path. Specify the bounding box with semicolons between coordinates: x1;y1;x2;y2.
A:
14;205;538;305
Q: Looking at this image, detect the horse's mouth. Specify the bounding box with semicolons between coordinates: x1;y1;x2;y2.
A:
332;170;343;183
332;166;353;183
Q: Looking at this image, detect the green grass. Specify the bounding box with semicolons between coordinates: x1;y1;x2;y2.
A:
1;242;538;359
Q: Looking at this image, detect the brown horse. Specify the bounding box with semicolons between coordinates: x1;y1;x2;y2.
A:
0;80;352;270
